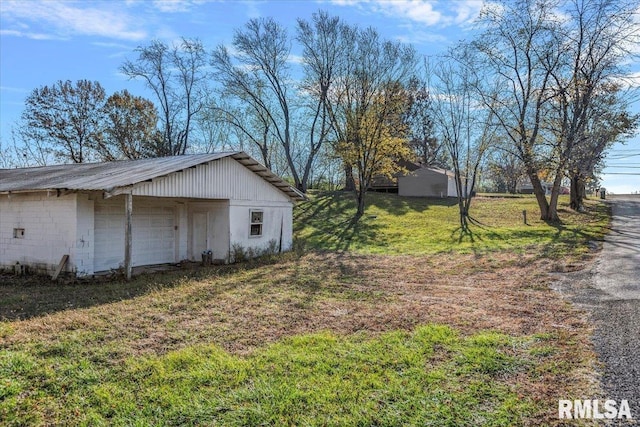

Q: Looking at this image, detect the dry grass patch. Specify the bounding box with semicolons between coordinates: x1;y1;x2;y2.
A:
1;251;597;424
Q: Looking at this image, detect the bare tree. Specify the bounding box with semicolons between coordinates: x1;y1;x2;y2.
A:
428;51;493;232
121;38;207;156
546;0;640;210
328;25;417;217
211;18;299;183
0;137;14;168
172;38;208;154
18;79;106;164
206;86;276;169
486;149;526;194
296;11;344;191
192;95;237;154
567;84;639;207
8;126;52;167
473;0;639;220
404;77;442;166
473;0;562;220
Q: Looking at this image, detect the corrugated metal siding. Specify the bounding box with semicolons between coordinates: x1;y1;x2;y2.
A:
132;157;290;203
0;153;236;192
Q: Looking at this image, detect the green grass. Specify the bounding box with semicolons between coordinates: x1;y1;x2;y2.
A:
294;191;609;256
0;192;609;425
2;325;537;426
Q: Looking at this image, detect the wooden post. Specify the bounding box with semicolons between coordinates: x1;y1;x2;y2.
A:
124;192;133;280
52;254;69;280
522;209;527;225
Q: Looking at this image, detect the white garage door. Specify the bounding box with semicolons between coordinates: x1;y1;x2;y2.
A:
94;201;124;272
131;205;175;267
94;199;175;272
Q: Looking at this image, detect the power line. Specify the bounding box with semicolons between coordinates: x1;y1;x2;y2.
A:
602;172;640;175
607;154;640;159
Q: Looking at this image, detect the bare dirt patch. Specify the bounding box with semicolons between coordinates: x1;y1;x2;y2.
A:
1;253;590;353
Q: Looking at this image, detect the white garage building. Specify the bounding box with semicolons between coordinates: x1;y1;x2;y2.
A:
0;152;305;277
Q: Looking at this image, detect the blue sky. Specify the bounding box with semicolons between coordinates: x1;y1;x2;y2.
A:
1;0;638;192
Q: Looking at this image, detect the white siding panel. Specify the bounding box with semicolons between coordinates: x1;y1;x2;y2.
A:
399;170;449;197
228;203;293;256
447;176;458;198
132;157;290;203
75;194;94;275
94;198;124;272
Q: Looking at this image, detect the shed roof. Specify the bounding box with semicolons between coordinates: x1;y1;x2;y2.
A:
0;152;306;201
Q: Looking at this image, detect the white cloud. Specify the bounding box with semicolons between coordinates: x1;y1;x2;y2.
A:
244;0;262;19
368;0;443;26
326;0;484;27
394;29;448;45
287;54;305;65
452;0;484;25
0;0;147;41
0;29;59;40
152;0;198;13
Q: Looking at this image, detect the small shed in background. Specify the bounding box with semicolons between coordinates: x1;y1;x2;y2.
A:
368;160;422;193
398;166;464;198
0;152;305;278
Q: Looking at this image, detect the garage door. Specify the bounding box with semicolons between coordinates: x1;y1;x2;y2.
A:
94;199;175;272
94;200;124;272
131;205;175;267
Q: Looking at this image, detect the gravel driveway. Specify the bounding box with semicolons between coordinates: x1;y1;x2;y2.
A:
554;195;640;424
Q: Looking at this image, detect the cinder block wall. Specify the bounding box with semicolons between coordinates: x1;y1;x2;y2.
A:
0;192;80;275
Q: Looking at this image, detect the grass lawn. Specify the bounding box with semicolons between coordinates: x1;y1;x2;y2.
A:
0;192;609;426
295;191;609;257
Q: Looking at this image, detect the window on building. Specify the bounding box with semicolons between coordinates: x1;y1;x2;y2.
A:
250;210;263;237
13;228;25;239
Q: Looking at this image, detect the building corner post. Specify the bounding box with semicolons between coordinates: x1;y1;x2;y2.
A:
124;192;133;280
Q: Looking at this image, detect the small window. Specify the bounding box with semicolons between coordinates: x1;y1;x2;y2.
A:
13;228;25;239
250;210;263;237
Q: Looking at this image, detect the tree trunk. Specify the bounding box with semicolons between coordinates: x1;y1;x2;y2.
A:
344;163;356;191
355;187;366;218
527;170;553;221
570;173;585;211
459;201;468;232
300;157;313;193
547;170;563;223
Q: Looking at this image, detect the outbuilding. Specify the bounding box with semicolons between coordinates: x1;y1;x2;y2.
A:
0;152;305;278
398;166;466;198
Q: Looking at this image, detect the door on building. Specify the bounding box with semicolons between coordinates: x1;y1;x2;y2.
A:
191;211;209;259
189;204;229;262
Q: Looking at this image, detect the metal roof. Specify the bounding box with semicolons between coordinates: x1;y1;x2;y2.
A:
0;152;306;201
